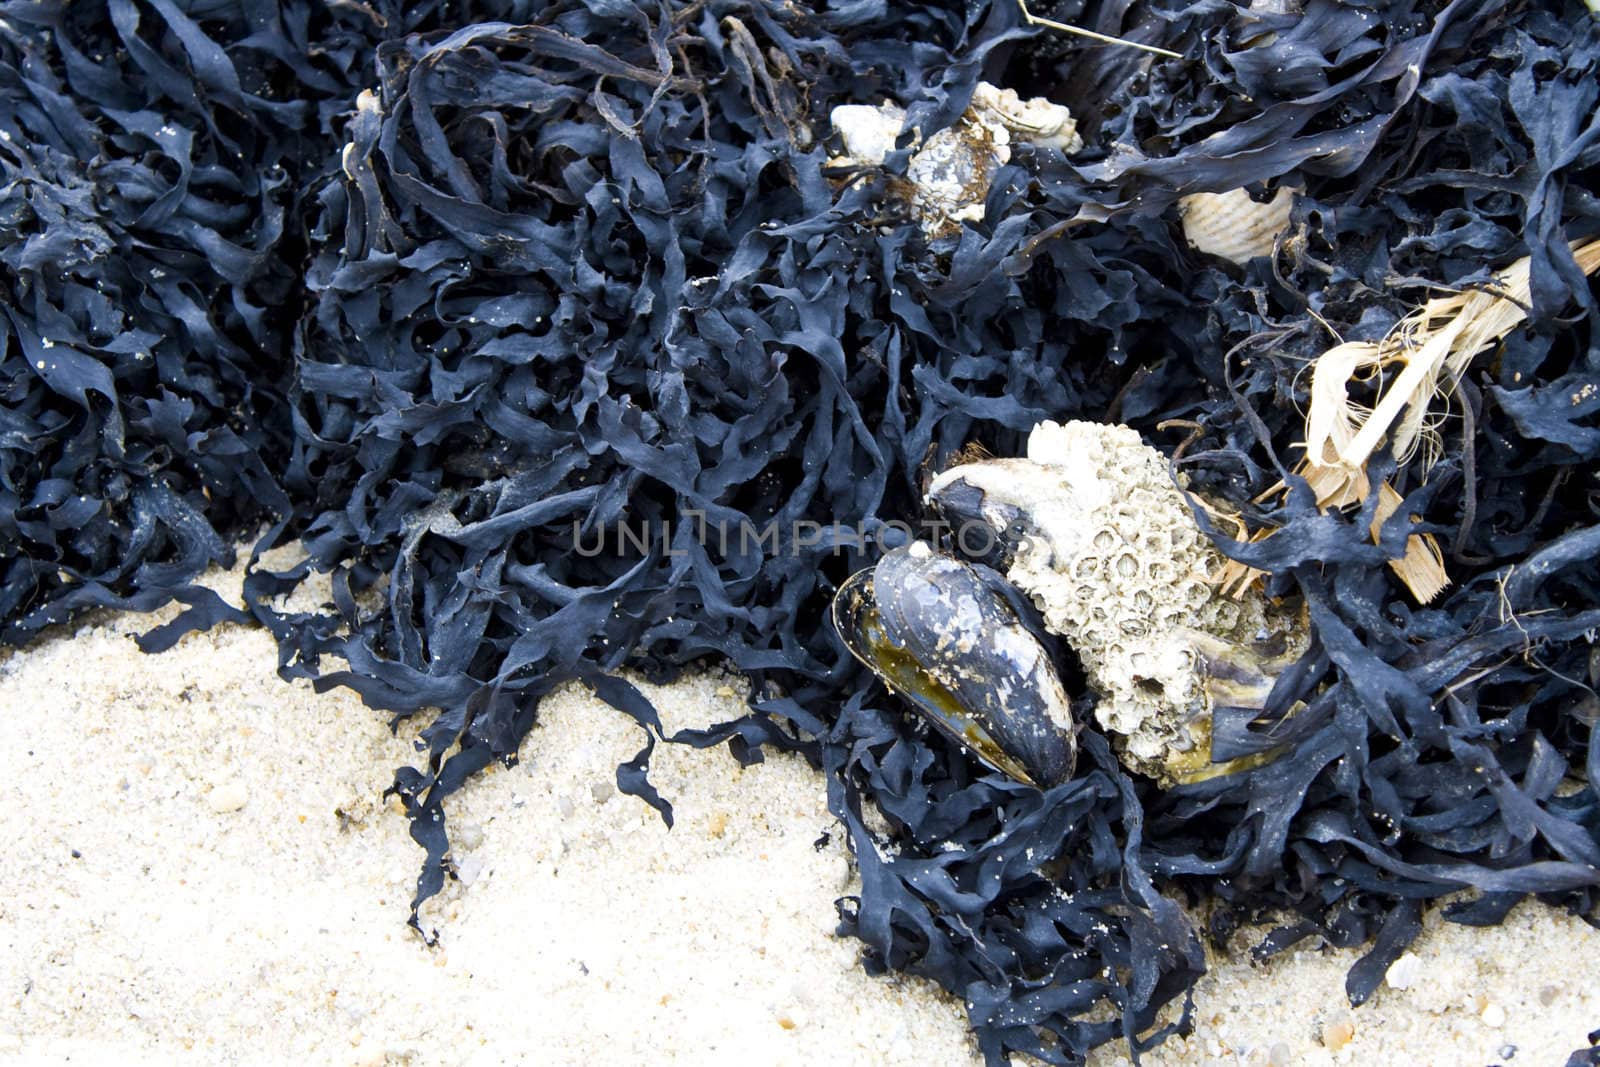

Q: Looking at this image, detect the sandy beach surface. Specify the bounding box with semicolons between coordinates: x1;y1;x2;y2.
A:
2;555;1596;1066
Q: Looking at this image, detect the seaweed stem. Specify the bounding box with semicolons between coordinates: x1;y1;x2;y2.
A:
1016;0;1184;59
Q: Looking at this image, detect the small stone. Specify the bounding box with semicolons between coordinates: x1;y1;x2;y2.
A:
1499;1044;1518;1060
708;812;728;838
1385;951;1423;990
1321;1012;1356;1051
1268;1042;1292;1067
456;854;487;887
590;781;614;805
334;796;372;832
1538;985;1560;1006
1480;1002;1506;1028
454;822;484;850
556;794;576;819
714;684;737;699
350;1036;386;1067
207;780;249;813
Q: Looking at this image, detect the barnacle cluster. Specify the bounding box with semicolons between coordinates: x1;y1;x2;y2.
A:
932;421;1304;783
829;83;1081;237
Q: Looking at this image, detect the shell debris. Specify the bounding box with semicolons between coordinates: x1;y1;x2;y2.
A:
1179;186;1297;265
829;82;1081;238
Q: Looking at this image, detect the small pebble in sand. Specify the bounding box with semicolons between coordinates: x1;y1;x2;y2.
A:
1539;984;1560;1006
350;1036;385;1067
1480;1002;1507;1028
1385;951;1423;990
207;780;249;813
1321;1011;1357;1050
456;854;487;887
590;781;614;805
454;821;484;850
1268;1041;1292;1067
708;812;728;838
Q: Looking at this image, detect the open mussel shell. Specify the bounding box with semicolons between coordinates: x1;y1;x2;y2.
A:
832;542;1077;788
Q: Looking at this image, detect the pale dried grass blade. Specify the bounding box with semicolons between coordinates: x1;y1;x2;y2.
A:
1016;0;1184;59
1371;481;1449;603
1213;538;1269;600
1212;241;1600;602
1207;477;1446;602
1305;239;1600;487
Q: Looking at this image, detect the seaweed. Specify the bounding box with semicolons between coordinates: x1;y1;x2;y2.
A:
2;0;1598;1063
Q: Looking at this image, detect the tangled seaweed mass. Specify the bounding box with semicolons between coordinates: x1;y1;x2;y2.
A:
3;0;1599;1060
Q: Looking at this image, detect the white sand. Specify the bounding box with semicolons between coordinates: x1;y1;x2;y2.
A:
2;558;1596;1065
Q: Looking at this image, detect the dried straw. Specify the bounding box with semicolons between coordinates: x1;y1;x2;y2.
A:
1216;239;1600;602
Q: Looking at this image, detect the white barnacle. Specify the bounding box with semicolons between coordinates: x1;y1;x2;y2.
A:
929;420;1306;785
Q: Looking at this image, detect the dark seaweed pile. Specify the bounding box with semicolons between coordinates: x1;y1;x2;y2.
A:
4;0;1599;1061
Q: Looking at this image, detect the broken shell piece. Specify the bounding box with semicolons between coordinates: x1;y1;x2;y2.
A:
828;82;1081;238
970;83;1081;153
830;102;912;166
929;420;1307;785
1179;186;1297;265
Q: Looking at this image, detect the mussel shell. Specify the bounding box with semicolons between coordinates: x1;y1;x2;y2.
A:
832;543;1076;787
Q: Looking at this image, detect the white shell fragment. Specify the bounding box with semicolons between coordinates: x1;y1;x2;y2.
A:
830;103;907;166
207;779;249;813
1179;185;1297;265
1385;951;1425;991
969;83;1081;152
828;82;1081;238
930;421;1305;784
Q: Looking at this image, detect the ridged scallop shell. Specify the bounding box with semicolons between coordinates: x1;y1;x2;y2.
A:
1179;186;1297;265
